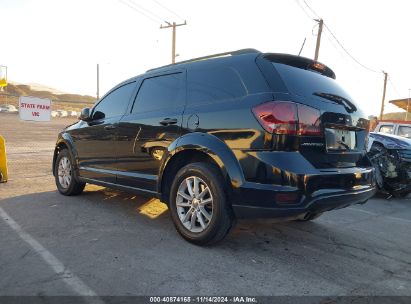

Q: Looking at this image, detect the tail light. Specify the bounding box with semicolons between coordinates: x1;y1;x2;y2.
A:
275;192;300;204
252;101;322;136
297;104;322;136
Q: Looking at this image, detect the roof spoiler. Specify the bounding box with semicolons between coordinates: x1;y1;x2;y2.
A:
262;53;336;79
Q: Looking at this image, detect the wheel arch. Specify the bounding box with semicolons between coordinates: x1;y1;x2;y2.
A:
159;132;245;204
52;134;78;176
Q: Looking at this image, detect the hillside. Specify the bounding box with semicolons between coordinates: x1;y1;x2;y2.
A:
0;82;97;112
2;82;96;104
382;112;409;120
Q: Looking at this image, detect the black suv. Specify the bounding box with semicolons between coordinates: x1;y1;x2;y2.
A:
53;49;376;245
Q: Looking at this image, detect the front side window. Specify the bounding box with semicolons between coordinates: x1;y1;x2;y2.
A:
93;82;136;119
398;126;411;138
379;125;394;134
187;67;247;105
132;73;183;113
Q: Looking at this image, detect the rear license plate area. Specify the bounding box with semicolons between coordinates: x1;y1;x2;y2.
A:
325;128;356;151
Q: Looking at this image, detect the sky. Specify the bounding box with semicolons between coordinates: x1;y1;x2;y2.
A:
1;0;410;116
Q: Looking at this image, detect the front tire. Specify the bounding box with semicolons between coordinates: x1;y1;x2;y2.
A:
169;162;235;245
54;149;85;196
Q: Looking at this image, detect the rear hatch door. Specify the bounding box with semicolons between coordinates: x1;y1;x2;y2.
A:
258;54;369;168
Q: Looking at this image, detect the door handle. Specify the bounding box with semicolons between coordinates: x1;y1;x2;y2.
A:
159;118;178;126
104;124;117;130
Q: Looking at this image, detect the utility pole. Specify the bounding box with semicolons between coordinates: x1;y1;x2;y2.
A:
160;21;187;63
314;19;323;61
96;63;100;100
379;71;388;120
406;89;411;121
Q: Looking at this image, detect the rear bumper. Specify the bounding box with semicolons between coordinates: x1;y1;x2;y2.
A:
231;165;376;219
232;186;376;219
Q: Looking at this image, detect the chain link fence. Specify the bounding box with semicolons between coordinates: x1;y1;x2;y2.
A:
0;95;93;181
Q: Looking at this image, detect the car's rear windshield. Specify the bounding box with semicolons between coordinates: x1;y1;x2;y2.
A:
273;63;353;101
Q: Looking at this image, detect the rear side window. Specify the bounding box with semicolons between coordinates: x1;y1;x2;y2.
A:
93;82;135;119
379;125;394;134
398;126;411;138
132;73;183;113
187;67;247;105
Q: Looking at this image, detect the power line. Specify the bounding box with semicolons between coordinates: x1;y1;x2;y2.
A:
298;1;391;119
127;0;167;23
322;31;345;59
297;0;381;74
388;75;402;97
118;0;160;24
152;0;185;21
302;0;320;18
118;0;163;24
294;0;315;20
323;24;381;74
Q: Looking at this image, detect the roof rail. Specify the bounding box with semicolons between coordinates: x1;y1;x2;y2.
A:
147;48;261;72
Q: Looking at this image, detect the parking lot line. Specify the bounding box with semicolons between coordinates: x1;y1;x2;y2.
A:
0;206;102;299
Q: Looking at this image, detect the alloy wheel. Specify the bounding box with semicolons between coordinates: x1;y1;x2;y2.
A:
176;176;214;233
58;156;72;189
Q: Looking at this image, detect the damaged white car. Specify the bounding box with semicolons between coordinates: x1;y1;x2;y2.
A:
368;132;411;197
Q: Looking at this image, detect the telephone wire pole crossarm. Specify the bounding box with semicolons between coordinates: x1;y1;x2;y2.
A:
160;21;187;64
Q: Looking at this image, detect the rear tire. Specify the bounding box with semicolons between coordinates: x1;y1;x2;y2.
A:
54;149;85;196
169;162;235;245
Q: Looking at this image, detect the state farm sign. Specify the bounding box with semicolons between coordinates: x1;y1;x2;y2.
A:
19;96;52;122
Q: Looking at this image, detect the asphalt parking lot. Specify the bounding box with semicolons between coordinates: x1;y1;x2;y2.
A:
1;113;411;298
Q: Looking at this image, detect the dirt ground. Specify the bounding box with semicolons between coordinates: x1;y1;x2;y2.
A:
0;113;76;183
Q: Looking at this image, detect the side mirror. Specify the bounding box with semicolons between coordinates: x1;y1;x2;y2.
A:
79;107;91;121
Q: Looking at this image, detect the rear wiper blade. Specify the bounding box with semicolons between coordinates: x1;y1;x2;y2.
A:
313;92;357;113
